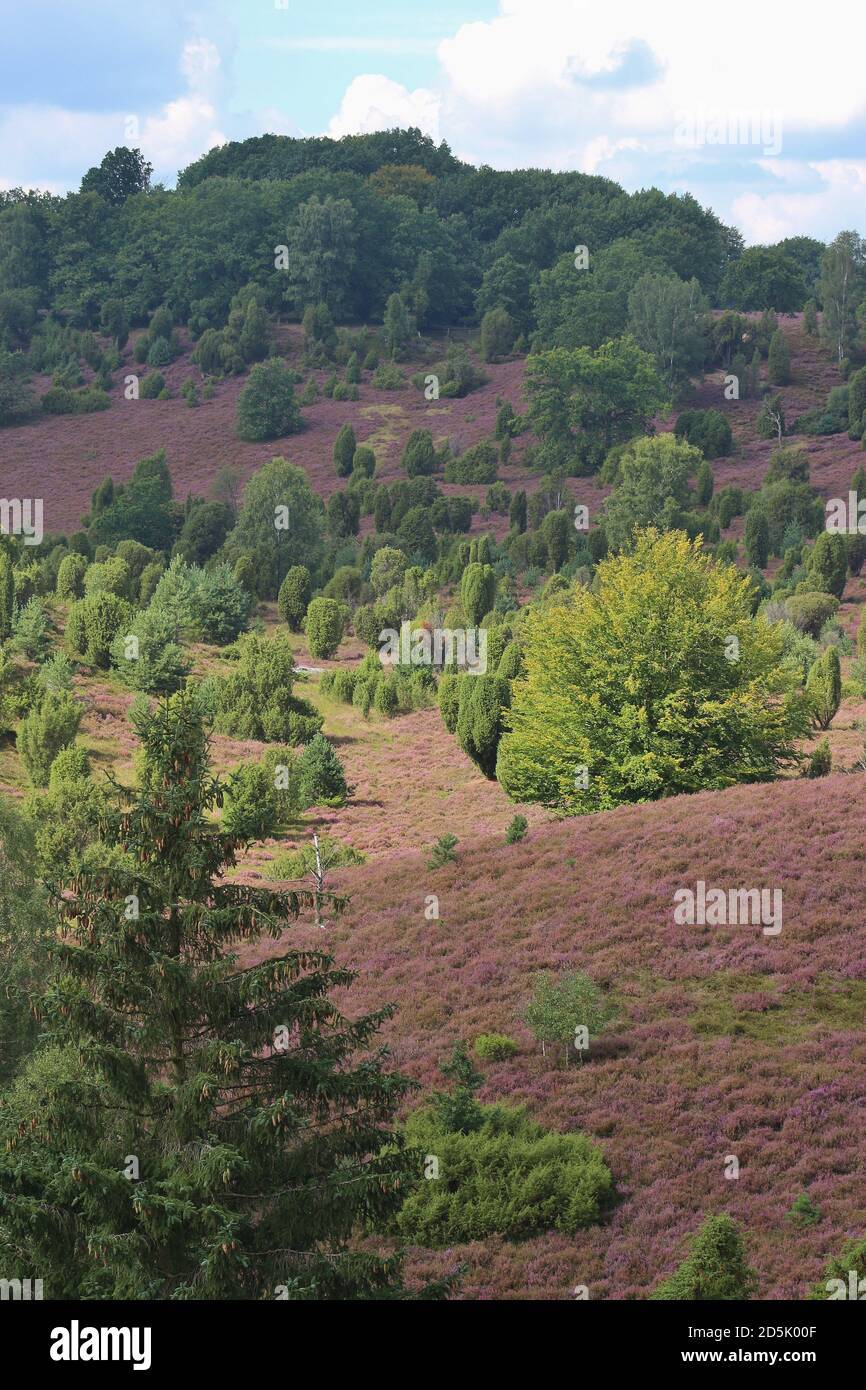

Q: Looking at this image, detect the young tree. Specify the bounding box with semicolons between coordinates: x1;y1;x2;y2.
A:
383;292;411;360
285;196;358;318
333;423;357;478
522;970;615;1065
235;360;301;442
278;565;311;631
819;230;865;363
744;510;770;568
497;529;808;811
650;1214;756;1301
402;429;437;477
456;674;510;779
225;457;325;599
806;531;848;597
17;691;83;786
767;329;791;385
460;562;496;626
806;645;841;730
479;307;515;363
603;433;703;553
298;733;349;807
305;597;346;659
0;691;429;1299
627;272;708;393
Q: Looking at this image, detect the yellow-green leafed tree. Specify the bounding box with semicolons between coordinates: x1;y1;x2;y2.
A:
496;528;809;813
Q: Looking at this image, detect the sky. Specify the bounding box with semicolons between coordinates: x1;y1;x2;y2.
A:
1;0;865;244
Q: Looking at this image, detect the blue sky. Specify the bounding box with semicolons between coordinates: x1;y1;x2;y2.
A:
1;0;864;244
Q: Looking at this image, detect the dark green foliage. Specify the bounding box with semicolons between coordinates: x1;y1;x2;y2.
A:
650;1214;756;1301
396;506;437;564
80;146;152;205
767;329;791;385
456;675;510;779
305;597;346;659
479;306;514;362
444;440;498;484
65;591;133;668
806;531;848;597
396;1100;613;1245
0;691;427;1300
460;563;496;626
174;502;233;565
235;360;301;441
674;408;732;459
278;565;311;631
110;607;190;695
402;429;437;477
333;423;357;477
744;510;770;568
326;490;360;539
297;733;349;807
213;633;323;744
810;1235;866;1299
785;591;840;637
222;763;280;841
224;457;325;599
505;814;528;844
787;1191;822;1227
428;832;458;869
17;691;83;786
806;646;841;730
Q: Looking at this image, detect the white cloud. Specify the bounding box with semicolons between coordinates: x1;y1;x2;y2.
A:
325;0;866;240
0;38;227;190
328;75;441;142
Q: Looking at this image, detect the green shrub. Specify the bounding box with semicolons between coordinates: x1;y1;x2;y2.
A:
784;592;840;636
235;359;301;441
444;440;498;484
17;691;83;786
650;1214;756;1301
110;607;190;695
396;1102;613;1244
139;372;165;399
65;592;133;668
809;1235;866;1299
474;1033;518;1061
212;633;323;744
428;832;458;869
56;553;88;600
222;763;280;841
277;565;311;631
304;597;346;659
12;598;50;661
786;1191;822;1227
371;363;405;389
505;814;528;844
297;732;349;807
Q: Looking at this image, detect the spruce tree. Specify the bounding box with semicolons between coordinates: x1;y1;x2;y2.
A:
650;1214;756;1300
0;690;429;1300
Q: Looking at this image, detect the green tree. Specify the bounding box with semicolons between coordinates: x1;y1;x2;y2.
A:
286;196;358;318
604;433;703;552
744;510;770;568
0;690;428;1299
99;297;129;348
497;529;808;811
213;633;322;744
803;299;819;336
627;272;708;393
0;550;13;638
651;1214;756;1300
66;591;133;668
383;292;411;360
278;566;311;631
806;645;841;730
402;428;436;477
235;360;302;442
819;230;865;363
522;970;615;1065
80;146;152;205
225;457;325;599
460;563;496;626
767;329;791;385
298;733;349;808
806;530;848;597
479;307;515;363
304;597;346;660
525;336;667;476
333;423;357;478
456;674;510;779
17;691;83;786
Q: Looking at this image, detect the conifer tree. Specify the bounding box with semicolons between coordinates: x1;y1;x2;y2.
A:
0;690;430;1300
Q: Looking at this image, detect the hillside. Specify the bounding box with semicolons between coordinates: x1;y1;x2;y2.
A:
283;766;866;1300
